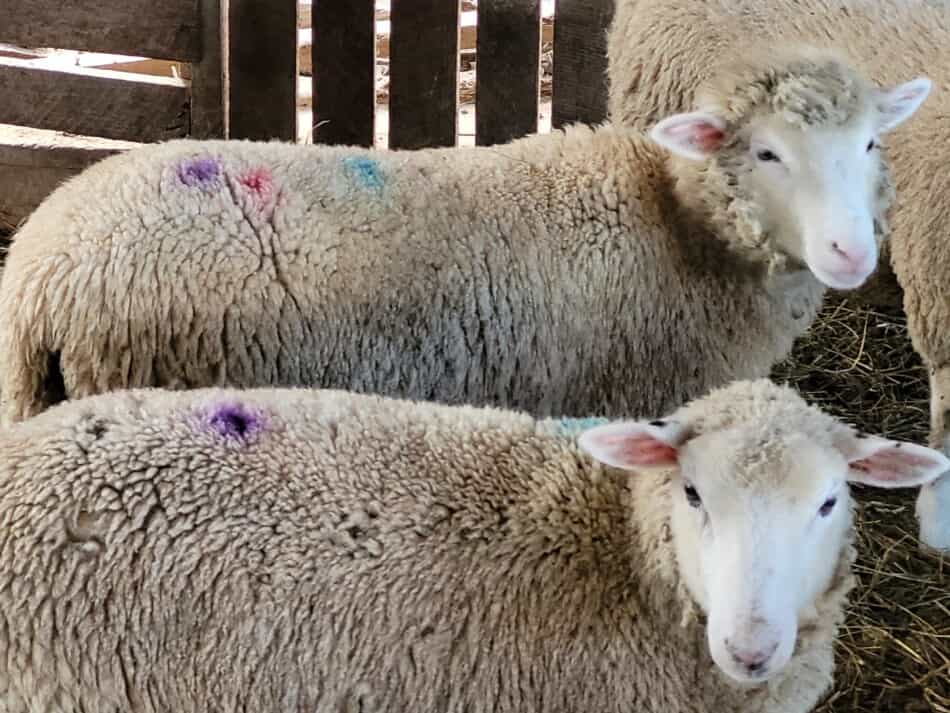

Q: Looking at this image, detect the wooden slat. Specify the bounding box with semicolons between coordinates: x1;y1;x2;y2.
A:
0;0;202;62
311;0;375;147
389;0;460;149
476;0;541;146
228;0;298;141
189;0;226;138
552;0;613;129
0;125;135;231
0;59;189;142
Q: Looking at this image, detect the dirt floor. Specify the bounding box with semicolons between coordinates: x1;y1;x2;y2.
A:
0;220;945;709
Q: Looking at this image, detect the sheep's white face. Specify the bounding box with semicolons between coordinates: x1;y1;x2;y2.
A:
742;113;882;290
650;77;931;290
579;412;949;685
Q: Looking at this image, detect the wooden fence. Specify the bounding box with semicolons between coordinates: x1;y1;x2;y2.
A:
0;0;614;229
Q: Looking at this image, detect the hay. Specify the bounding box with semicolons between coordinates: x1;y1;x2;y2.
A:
772;294;949;713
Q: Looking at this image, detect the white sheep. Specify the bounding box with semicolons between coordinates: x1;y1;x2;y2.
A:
0;47;928;427
606;0;949;549
0;379;946;712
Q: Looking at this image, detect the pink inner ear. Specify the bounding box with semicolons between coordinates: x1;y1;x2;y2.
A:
667;122;725;152
850;450;938;482
616;434;678;466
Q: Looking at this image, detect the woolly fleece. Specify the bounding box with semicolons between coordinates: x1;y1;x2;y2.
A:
0;380;855;712
0;48;893;423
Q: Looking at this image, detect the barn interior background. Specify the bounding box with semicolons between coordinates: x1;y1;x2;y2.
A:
0;1;946;711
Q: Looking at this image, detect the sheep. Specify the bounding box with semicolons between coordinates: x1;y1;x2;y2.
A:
0;47;929;429
606;0;950;549
1;378;947;712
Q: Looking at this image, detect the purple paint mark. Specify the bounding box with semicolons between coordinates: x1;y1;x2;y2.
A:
204;401;265;442
177;157;222;189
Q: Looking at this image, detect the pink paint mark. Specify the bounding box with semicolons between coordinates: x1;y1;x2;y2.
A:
238;167;274;200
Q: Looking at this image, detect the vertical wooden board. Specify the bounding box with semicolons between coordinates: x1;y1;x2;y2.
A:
189;0;227;138
476;0;541;146
228;0;298;141
552;0;613;128
389;0;460;149
311;0;375;147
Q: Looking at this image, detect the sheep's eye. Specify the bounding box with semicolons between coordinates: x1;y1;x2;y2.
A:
684;484;702;508
866;139;876;152
818;497;837;517
756;149;780;162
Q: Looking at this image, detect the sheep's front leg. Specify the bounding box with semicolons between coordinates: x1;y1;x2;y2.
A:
916;362;950;551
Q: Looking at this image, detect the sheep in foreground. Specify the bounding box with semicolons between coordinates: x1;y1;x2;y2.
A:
606;0;950;549
1;379;948;712
0;47;929;426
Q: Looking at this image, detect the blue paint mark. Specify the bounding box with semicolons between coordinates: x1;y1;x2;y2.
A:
204;401;264;442
555;416;610;437
342;156;385;192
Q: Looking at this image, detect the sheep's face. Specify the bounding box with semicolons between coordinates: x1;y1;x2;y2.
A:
650;76;930;289
578;385;950;685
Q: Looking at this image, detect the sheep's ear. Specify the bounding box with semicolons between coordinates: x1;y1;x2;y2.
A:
649;111;727;160
875;78;931;133
838;433;950;488
578;419;690;470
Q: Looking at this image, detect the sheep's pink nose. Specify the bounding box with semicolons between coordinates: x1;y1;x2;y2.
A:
830;240;871;272
725;639;778;674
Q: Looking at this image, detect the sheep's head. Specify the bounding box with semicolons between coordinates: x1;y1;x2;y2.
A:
650;46;930;289
578;379;949;685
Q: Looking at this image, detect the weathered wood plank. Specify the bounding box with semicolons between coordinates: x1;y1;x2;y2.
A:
476;0;541;146
0;126;135;231
389;0;460;149
311;0;375;147
0;0;202;62
228;0;298;141
552;0;613;128
189;0;226;138
0;59;189;142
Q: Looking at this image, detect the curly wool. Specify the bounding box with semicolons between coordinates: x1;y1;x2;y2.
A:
0;383;854;713
0;78;832;424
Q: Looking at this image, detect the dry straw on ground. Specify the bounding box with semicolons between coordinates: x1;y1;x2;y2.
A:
773;295;948;713
0;222;945;708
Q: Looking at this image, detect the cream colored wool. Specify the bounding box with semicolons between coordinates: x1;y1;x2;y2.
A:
0;49;895;424
606;0;950;456
0;380;858;712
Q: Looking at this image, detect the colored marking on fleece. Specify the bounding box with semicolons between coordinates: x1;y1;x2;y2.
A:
343;156;385;192
204;401;266;442
177;156;222;190
553;416;611;438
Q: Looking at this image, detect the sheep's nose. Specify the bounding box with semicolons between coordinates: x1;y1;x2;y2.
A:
829;239;871;273
725;639;779;673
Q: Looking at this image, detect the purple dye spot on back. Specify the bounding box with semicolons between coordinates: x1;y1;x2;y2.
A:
178;157;222;188
205;402;264;441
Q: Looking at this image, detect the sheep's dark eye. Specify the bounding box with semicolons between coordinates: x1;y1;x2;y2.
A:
684;484;702;508
818;497;837;517
756;149;780;162
866;139;876;152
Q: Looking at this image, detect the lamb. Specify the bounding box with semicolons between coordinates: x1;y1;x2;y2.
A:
1;378;947;712
0;47;929;427
606;0;950;549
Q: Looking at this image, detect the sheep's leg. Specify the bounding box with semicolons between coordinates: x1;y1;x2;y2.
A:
916;362;950;551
